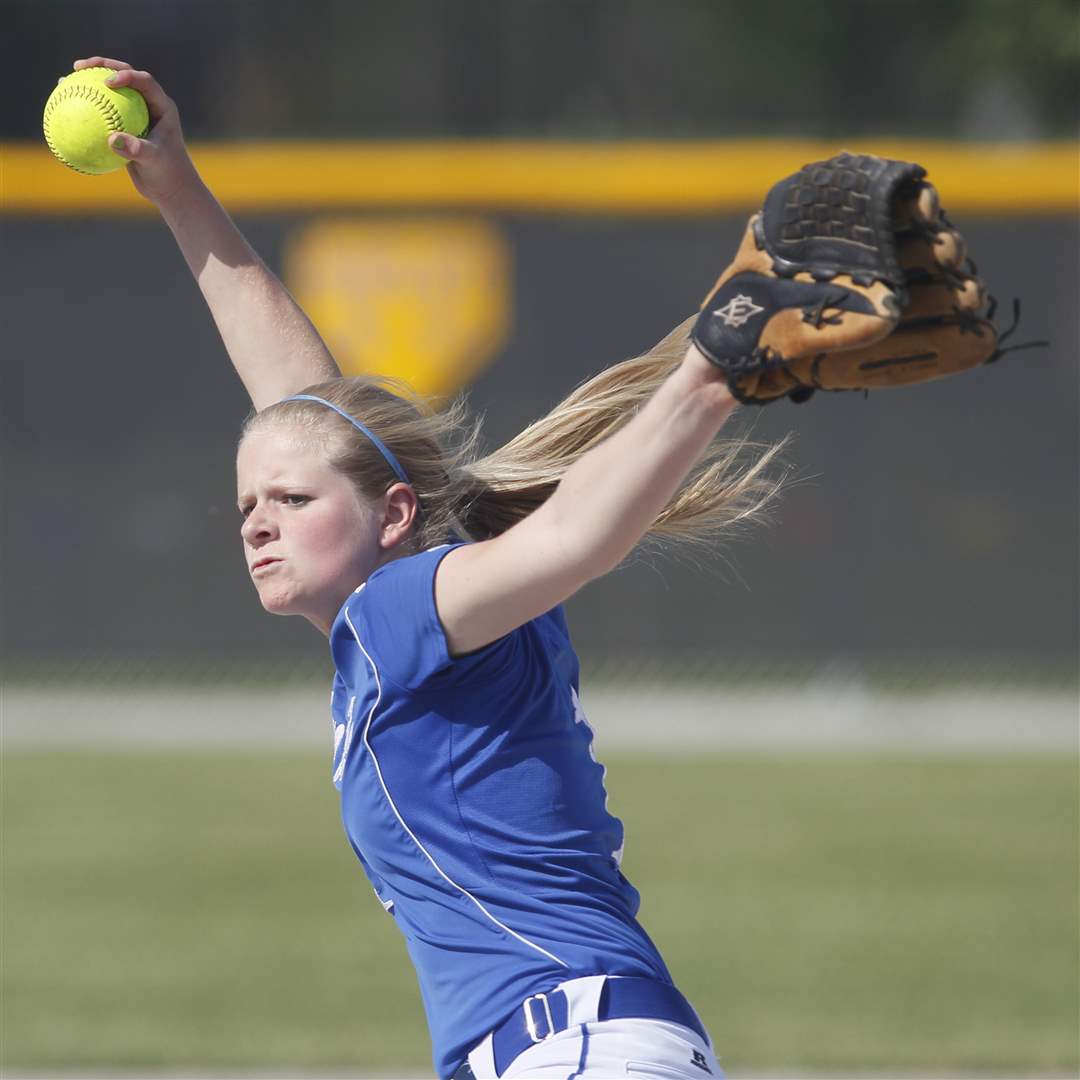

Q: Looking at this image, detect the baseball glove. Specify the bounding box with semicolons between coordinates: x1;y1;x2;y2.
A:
691;151;1026;405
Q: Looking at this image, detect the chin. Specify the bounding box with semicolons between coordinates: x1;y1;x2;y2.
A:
261;601;293;618
259;588;331;629
256;585;303;618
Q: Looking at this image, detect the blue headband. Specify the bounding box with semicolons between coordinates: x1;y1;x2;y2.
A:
280;394;412;486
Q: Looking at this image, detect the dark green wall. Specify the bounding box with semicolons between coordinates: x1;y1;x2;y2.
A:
3;212;1076;672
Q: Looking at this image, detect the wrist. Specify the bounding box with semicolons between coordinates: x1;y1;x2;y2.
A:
681;342;737;411
155;172;214;223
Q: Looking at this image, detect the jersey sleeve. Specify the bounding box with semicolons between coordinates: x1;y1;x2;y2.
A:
336;543;466;691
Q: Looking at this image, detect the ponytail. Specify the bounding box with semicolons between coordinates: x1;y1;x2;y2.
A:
247;317;786;554
453;317;787;546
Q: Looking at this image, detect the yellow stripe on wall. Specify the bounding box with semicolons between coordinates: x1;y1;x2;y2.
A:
2;139;1077;215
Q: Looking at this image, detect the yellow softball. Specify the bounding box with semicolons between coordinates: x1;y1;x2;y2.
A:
43;67;150;175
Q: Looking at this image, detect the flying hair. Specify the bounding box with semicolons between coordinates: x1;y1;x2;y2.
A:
241;317;789;555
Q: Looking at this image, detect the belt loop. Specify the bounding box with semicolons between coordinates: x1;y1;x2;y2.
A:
523;992;554;1041
557;973;607;1025
465;1028;497;1077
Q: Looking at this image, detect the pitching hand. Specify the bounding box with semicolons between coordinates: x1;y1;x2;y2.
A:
71;57;202;208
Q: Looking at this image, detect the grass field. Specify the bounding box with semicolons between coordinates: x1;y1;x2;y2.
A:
2;750;1077;1075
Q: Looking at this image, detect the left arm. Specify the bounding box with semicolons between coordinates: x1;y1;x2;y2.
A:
435;343;737;655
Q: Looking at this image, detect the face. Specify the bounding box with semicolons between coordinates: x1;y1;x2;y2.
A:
236;426;383;634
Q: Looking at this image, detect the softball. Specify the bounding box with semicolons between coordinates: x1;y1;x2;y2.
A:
43;67;149;175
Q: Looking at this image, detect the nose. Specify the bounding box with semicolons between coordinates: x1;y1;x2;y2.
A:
241;505;278;546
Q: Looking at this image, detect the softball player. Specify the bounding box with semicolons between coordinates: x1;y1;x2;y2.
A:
81;56;782;1079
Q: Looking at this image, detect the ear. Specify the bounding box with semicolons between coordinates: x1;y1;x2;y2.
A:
379;482;420;550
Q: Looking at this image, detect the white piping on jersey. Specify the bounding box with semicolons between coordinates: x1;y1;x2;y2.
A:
332;695;357;785
343;602;569;970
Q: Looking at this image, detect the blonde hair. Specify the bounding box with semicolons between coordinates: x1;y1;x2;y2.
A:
242;317;787;554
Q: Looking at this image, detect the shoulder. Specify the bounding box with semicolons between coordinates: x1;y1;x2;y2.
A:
370;541;461;590
330;542;466;690
332;541;573;692
335;543;461;624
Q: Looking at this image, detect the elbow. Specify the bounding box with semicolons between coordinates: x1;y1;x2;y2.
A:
555;523;632;591
525;512;620;602
583;533;634;581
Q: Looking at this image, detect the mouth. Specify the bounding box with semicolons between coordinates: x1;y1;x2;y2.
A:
251;557;283;574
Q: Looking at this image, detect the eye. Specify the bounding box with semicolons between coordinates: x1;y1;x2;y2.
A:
238;503;254;518
283;494;311;508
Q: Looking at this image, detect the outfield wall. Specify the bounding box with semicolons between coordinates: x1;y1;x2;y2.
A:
2;145;1077;676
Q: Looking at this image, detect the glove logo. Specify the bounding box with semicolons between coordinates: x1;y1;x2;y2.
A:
712;293;764;328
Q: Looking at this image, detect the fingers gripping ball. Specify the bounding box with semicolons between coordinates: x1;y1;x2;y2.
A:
43;67;149;175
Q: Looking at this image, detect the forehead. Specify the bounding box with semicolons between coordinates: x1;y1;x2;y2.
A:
236;426;335;488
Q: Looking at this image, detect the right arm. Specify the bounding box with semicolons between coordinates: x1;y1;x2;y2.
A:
74;57;340;410
435;345;738;655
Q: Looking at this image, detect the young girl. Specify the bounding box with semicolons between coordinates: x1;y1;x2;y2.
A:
81;56;782;1080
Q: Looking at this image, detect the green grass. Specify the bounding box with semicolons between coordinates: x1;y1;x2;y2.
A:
2;752;1076;1074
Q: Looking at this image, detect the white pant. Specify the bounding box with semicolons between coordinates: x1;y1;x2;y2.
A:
464;976;724;1079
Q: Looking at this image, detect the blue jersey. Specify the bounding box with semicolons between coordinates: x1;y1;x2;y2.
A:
328;543;672;1078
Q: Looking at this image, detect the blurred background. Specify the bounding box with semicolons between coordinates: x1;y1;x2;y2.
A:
2;1;1078;1077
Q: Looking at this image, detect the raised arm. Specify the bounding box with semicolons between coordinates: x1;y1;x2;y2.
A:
435;344;737;654
73;57;340;410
